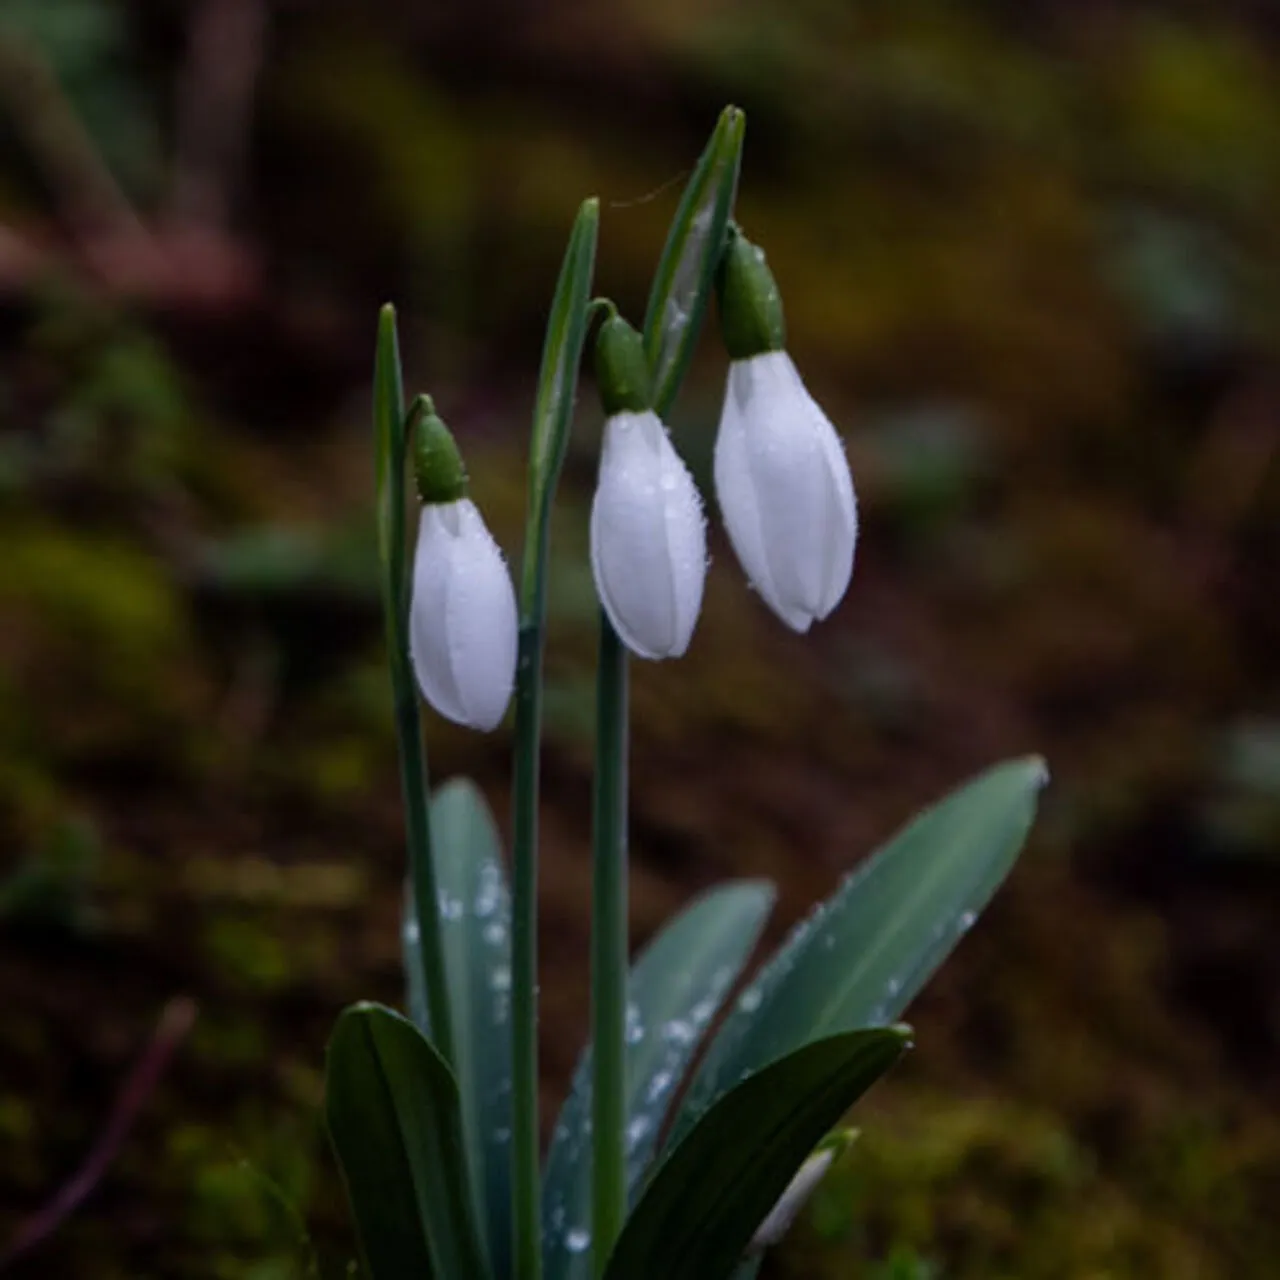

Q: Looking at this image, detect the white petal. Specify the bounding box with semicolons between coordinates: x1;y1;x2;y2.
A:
768;353;857;619
714;352;857;631
714;369;810;631
410;507;465;723
442;501;518;730
409;499;516;731
590;411;706;660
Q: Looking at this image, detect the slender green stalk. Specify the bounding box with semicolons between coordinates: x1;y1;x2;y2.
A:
590;615;630;1274
510;502;551;1280
373;304;456;1071
392;644;457;1072
510;198;600;1280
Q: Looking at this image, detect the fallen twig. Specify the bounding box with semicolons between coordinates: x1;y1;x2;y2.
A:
0;996;198;1270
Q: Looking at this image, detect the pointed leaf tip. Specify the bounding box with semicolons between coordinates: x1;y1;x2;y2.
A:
528;198;600;505
643;105;746;416
668;757;1045;1150
326;1003;493;1280
1027;754;1051;788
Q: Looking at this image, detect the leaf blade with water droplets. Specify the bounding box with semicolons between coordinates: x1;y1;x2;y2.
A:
668;757;1047;1149
542;881;775;1280
404;781;513;1279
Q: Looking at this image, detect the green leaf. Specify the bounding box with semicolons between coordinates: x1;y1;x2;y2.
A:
404;781;513;1280
373;304;408;622
542;882;776;1280
670;758;1047;1148
326;1003;492;1280
529;197;600;511
509;197;601;1280
371;304;455;1074
603;1028;909;1280
642;105;745;416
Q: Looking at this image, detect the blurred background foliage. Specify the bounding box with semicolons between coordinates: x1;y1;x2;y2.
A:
1;1;1278;1276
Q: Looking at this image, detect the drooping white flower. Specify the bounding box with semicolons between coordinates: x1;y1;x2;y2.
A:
590;409;707;660
713;228;857;632
409;497;517;731
714;350;857;632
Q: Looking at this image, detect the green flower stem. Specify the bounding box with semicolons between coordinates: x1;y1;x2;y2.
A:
373;305;456;1072
510;198;600;1280
510;510;550;1280
591;614;630;1275
393;635;457;1075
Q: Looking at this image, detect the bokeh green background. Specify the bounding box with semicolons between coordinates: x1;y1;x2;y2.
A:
2;2;1278;1277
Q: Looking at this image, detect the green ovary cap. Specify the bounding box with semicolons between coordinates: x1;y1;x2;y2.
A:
411;396;468;504
595;313;653;417
716;229;786;360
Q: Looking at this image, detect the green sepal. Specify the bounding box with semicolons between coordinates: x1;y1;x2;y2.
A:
410;395;469;505
595;314;653;417
716;229;785;361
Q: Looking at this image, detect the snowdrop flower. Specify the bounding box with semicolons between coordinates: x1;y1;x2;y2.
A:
407;398;517;731
714;230;857;633
589;313;706;660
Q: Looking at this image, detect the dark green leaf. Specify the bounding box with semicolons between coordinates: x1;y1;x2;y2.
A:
670;758;1046;1148
530;197;600;509
603;1028;909;1280
642;106;745;416
326;1003;492;1280
404;781;513;1280
542;882;775;1280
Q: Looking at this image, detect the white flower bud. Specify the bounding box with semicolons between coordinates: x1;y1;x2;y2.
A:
589;409;707;660
714;351;857;632
748;1144;838;1254
409;498;517;731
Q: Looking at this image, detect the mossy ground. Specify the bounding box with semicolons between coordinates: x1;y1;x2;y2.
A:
2;3;1279;1276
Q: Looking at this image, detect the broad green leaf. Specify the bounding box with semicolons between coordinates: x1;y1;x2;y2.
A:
669;758;1047;1149
643;106;745;416
326;1003;492;1280
404;781;513;1280
529;197;600;509
603;1028;909;1280
542;882;776;1280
